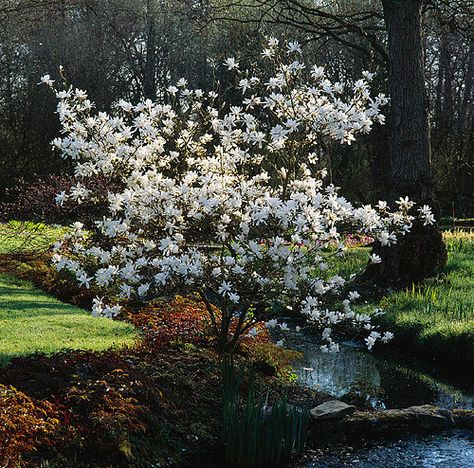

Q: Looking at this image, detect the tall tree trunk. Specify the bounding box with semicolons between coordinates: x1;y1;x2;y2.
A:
366;0;447;285
459;44;474;133
143;0;157;99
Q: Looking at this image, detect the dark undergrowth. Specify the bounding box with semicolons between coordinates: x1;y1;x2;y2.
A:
0;340;322;467
0;249;321;467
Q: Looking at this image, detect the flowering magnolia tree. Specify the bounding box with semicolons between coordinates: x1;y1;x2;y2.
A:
45;39;434;353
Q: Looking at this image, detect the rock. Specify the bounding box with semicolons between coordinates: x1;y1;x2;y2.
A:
404;405;454;430
307;404;464;446
310;400;356;420
453;409;474;430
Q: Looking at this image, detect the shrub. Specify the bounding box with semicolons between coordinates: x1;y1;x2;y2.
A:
0;174;122;223
43;40;434;353
125;295;212;348
0;384;59;466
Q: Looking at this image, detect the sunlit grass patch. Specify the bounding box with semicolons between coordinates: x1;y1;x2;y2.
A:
0;273;137;366
0;220;67;255
373;230;474;369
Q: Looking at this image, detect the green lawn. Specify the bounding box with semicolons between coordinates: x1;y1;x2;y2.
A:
0;220;67;255
375;230;474;370
320;229;474;371
0;273;137;366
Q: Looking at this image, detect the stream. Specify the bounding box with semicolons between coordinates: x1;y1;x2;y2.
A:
275;325;474;467
304;430;474;467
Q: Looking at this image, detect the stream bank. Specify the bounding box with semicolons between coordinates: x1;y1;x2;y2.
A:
275;324;474;466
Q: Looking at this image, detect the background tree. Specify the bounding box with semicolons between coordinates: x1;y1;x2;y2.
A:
209;0;474;282
364;0;447;283
0;0;472;234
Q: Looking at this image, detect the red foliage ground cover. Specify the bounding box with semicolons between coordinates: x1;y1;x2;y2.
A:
0;385;59;467
125;295;272;351
0;289;303;467
0;344;223;467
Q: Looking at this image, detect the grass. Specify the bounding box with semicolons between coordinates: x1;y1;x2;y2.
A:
0;220;67;255
0;221;136;366
359;230;474;373
318;229;474;374
0;273;137;366
324;246;368;280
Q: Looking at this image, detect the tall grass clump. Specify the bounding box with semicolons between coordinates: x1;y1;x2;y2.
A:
222;358;310;468
444;229;474;254
369;229;474;374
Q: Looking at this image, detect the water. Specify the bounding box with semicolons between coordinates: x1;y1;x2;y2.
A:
303;430;474;467
277;325;474;467
279;327;473;410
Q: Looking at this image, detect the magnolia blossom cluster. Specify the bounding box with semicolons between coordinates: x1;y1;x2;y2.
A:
45;39;434;351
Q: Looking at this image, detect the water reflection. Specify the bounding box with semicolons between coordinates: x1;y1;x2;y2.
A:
277;327;474;410
296;345;382;403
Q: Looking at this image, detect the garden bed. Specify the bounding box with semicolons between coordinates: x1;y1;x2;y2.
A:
0;316;324;467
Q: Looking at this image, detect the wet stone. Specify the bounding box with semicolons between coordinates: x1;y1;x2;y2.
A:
310;400;356;420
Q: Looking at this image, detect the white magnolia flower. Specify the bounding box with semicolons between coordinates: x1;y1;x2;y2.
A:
418;205;435;225
218;281;232;296
223;57;239;70
382;331;394;343
77;273;93;289
248;327;261;338
265;319;278;329
137;283;150;297
287;41;302;54
396;196;415;211
348;291;360;301
44;40;429;351
229;292;240;303
39;74;55;86
362;70;375;81
55;191;67;206
370;253;382;264
176;78;188;88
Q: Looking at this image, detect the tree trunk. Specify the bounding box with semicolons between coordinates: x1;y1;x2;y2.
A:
366;0;447;285
143;0;157;99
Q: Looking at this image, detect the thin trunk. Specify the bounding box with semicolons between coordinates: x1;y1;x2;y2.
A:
144;0;157;99
441;35;454;137
434;37;444;133
459;44;474;132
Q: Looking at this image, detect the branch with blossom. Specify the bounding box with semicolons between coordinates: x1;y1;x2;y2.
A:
44;38;434;353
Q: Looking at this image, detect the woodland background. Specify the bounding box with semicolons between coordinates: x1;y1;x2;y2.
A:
0;0;472;217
